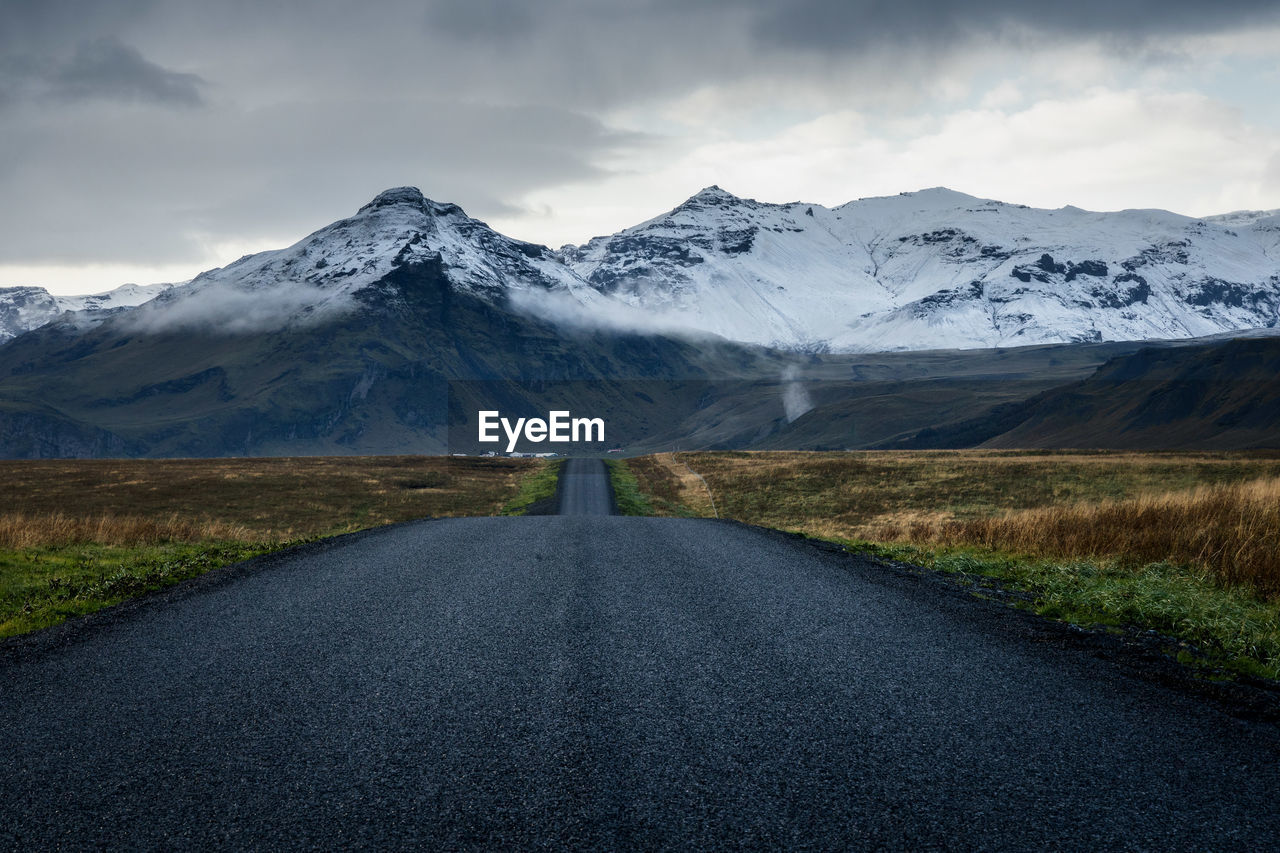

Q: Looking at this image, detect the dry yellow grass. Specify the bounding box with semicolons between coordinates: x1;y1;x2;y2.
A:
0;456;538;541
629;450;1280;600
0;456;548;639
0;513;256;548
896;477;1280;598
650;453;718;516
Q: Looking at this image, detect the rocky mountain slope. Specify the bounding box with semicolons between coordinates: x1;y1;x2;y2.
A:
562;187;1280;352
0;282;177;343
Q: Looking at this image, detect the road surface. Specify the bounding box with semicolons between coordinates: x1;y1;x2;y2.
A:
557;457;614;516
3;462;1279;848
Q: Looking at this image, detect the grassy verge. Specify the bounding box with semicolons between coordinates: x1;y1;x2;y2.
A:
855;542;1280;682
500;459;563;515
1;456;540;638
606;459;653;516
621;450;1280;683
0;541;289;638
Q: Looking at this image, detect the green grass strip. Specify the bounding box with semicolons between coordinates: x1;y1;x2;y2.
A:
843;540;1280;683
0;541;291;638
607;459;654;516
500;459;563;516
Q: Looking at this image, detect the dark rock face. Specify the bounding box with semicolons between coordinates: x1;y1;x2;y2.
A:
585;235;705;293
361;186;426;208
1037;253;1065;274
1011;253;1067;283
356;185;464;219
92;367;233;407
1123;240;1191;271
913;281;985;315
1011;264;1046;284
896;229;1012;263
1065;260;1108;281
1089;274;1151;308
675;185;743;212
719;228;756;254
1185;278;1272;309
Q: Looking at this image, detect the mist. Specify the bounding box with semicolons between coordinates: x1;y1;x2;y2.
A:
507;287;726;342
122;281;357;335
781;364;815;422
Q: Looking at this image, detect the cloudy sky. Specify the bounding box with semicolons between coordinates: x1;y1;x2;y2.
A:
3;0;1280;294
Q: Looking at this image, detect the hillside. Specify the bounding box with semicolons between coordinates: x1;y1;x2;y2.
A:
883;336;1280;450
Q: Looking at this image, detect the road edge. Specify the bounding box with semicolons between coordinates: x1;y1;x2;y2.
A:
0;516;445;665
708;516;1280;729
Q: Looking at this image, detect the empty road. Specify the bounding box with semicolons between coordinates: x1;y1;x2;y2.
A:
557;457;615;515
2;463;1279;848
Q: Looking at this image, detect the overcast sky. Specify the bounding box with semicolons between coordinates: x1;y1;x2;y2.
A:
4;0;1280;294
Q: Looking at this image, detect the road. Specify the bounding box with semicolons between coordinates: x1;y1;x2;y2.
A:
3;462;1280;848
557;457;614;515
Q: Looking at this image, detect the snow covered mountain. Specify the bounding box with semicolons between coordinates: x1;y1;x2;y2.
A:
120;186;593;336
563;186;1280;352
0;282;177;343
6;185;1279;352
5;185;1278;457
0;187;770;458
2;186;592;343
188;185;587;301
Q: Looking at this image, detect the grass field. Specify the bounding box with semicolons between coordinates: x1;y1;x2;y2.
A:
623;450;1280;681
0;456;542;638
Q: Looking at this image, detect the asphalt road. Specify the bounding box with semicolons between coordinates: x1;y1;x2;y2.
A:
557;457;615;516
3;466;1280;848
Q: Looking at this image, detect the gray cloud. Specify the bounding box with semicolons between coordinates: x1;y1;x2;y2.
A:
0;98;646;264
426;0;535;39
746;0;1280;51
51;37;204;106
0;36;204;108
0;0;159;52
1;0;1278;283
405;0;1280;105
417;0;1280;48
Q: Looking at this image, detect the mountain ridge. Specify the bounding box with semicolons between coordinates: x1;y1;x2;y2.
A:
3;185;1278;353
561;185;1280;351
0;282;178;344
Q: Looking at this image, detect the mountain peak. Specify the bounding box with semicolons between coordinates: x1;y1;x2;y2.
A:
900;187;982;205
684;185;742;205
356;186;468;221
361;186;426;210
